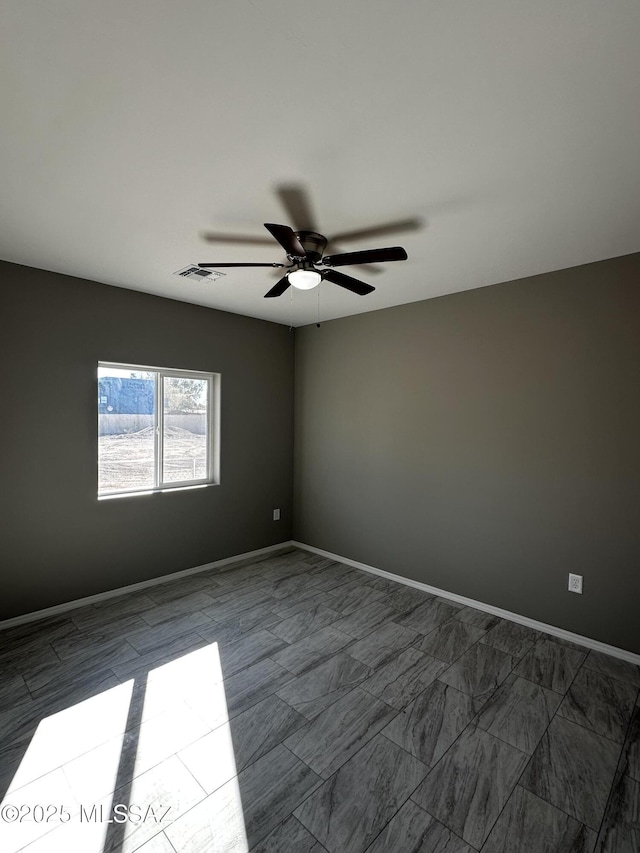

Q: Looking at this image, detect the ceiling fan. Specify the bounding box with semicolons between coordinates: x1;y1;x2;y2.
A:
198;183;419;298
199;223;408;298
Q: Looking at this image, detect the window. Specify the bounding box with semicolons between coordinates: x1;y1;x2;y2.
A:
98;362;219;497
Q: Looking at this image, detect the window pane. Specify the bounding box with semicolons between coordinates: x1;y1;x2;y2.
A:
98;368;156;493
162;376;208;483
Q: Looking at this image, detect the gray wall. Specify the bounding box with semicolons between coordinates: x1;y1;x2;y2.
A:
293;253;640;654
0;261;294;619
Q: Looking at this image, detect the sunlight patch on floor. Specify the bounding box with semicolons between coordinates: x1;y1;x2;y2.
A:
0;642;250;852
0;681;134;852
141;642;225;719
119;642;249;852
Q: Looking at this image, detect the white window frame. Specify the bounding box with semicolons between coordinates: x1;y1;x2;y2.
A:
98;362;220;498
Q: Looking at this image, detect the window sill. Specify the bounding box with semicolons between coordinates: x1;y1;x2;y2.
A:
98;483;217;501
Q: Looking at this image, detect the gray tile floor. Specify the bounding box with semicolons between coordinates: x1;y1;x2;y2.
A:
0;548;638;852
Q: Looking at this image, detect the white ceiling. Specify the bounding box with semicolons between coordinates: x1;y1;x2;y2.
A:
2;1;639;327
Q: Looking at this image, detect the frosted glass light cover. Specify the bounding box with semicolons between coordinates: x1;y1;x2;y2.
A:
288;269;321;290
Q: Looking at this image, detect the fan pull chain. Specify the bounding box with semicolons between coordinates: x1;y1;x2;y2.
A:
289;285;294;331
316;279;321;327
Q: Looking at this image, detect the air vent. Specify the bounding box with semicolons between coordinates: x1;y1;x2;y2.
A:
174;265;226;282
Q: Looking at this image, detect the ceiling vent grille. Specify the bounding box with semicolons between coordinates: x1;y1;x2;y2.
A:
174;265;225;282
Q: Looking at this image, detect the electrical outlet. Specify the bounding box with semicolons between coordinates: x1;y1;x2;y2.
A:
568;573;583;594
273;508;280;521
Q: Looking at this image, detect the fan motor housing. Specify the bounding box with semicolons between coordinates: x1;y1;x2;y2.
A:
294;230;327;263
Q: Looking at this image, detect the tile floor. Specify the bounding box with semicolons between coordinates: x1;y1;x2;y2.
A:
0;548;638;852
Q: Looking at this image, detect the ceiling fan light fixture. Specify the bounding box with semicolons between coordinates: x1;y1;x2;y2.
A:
197;212;410;299
288;268;322;290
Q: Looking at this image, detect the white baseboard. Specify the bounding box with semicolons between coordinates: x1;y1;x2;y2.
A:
0;541;295;631
6;539;639;667
293;541;640;666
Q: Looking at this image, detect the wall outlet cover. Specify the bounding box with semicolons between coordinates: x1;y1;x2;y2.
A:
568;573;583;594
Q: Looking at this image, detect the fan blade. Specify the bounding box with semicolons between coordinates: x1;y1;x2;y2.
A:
264;275;291;298
198;262;286;268
322;247;407;267
324;243;382;275
264;223;307;258
323;269;374;296
202;232;274;245
329;217;423;243
276;184;318;231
